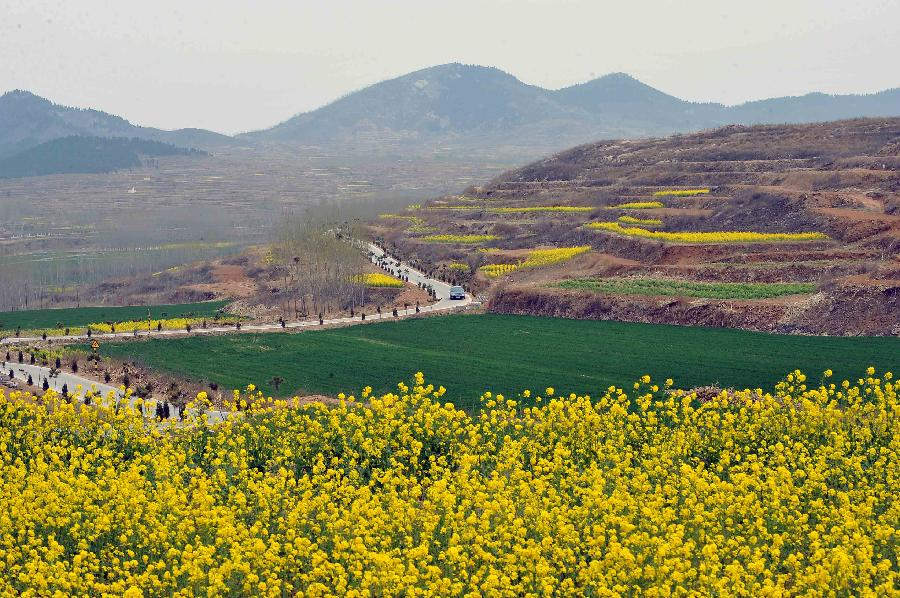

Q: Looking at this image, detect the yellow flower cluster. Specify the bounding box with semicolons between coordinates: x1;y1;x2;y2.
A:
519;245;591;268
588;222;829;243
447;262;470;271
0;368;896;595
480;246;591;277
653;189;711;197
37;316;240;336
609;201;665;209
420;234;498;244
352;272;405;288
479;263;519;277
618;215;663;226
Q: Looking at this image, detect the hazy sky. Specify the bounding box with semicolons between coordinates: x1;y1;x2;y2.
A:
2;0;898;134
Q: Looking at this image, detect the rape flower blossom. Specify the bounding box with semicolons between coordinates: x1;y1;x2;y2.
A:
0;368;894;595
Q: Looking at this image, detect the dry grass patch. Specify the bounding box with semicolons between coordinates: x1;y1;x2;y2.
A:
420;234;499;244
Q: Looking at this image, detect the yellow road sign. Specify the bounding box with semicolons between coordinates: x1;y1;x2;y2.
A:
91;340;100;351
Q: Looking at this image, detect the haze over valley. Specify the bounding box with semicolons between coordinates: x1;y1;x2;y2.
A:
2;63;898;311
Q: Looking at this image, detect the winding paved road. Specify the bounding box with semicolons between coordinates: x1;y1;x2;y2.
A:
1;243;473;421
1;243;473;346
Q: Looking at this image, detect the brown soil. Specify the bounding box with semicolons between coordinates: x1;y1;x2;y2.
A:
377;120;900;335
815;207;900;223
184;264;258;298
395;286;431;304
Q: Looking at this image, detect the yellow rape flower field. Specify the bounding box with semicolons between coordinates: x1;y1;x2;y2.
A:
0;368;895;596
588;222;829;244
480;263;520;277
33;316;241;337
520;246;591;268
352;272;405;288
480;246;591;278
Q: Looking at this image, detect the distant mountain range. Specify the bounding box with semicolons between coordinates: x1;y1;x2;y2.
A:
0;90;232;160
2;63;899;173
242;64;900;157
0;90;229;176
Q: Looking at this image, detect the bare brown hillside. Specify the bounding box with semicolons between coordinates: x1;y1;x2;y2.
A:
370;118;900;335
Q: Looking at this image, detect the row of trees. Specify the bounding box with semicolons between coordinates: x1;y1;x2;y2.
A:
273;212;372;317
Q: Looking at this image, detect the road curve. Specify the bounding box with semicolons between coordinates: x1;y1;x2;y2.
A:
1;243;474;421
1;242;474;346
1;358;229;422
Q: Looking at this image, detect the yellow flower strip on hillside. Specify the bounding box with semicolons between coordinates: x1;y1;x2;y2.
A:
519;246;591;267
618;215;663;226
479;263;519;277
447;262;470;271
608;201;665;209
0;368;896;595
588;221;828;243
352;272;405;288
421;234;498;244
653;189;711;197
480;246;591;277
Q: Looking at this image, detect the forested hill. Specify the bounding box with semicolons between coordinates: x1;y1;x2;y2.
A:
0;136;205;178
0;90;234;159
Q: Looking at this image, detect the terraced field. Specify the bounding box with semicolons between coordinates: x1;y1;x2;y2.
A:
369;119;900;335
